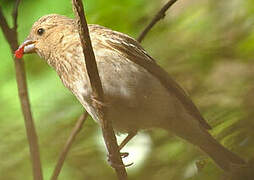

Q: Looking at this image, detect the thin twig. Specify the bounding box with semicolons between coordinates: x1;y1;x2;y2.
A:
51;112;88;180
12;0;21;30
0;3;43;180
137;0;179;42
0;8;16;47
71;0;128;179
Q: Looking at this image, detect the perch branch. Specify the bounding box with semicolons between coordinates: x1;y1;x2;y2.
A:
51;112;88;180
0;3;43;180
71;0;128;179
137;0;179;42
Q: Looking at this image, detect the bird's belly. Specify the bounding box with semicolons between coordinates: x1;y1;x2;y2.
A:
104;83;179;133
95;60;181;133
73;56;182;133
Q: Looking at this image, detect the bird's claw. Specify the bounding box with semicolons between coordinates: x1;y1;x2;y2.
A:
120;152;129;158
124;162;134;167
107;152;134;168
109;161;134;168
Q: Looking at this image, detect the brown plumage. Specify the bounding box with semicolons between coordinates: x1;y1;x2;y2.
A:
19;14;246;171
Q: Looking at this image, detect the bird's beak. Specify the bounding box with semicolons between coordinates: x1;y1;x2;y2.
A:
20;39;36;54
15;38;36;59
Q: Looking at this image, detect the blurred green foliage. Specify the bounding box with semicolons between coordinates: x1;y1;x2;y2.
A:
0;0;254;179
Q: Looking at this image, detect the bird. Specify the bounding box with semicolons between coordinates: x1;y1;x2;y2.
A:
17;14;246;172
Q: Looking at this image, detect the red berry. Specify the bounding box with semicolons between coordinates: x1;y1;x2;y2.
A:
15;46;24;59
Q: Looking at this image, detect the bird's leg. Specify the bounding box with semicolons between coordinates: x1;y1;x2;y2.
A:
118;131;137;158
107;153;134;168
107;131;137;168
119;131;137;150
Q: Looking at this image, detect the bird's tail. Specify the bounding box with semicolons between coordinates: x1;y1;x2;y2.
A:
194;128;246;171
169;124;246;171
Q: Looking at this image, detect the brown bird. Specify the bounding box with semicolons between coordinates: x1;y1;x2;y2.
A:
18;14;246;171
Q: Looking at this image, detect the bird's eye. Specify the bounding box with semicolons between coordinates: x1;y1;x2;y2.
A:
37;28;45;35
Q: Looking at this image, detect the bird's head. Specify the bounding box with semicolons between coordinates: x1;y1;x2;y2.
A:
16;14;76;60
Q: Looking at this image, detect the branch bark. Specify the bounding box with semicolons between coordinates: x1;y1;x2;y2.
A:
51;112;88;180
137;0;179;42
0;2;43;180
71;0;128;179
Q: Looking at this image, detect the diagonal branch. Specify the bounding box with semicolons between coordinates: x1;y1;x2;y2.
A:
0;8;15;48
71;0;128;179
12;0;21;30
0;3;43;180
51;112;88;180
137;0;179;42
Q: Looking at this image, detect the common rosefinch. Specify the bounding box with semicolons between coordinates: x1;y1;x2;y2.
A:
17;14;246;171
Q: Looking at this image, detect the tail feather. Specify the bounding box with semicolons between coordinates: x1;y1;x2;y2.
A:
196;129;246;171
168;123;246;171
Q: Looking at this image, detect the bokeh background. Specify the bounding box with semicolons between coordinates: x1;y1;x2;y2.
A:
0;0;254;179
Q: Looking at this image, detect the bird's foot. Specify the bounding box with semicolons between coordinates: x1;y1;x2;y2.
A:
107;152;134;168
120;152;129;158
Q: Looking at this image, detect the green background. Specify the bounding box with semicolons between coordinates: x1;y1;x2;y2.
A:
0;0;254;179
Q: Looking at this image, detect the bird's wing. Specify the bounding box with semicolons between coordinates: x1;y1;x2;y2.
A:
90;25;211;130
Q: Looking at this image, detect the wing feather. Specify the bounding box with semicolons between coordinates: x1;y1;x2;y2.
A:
89;25;212;130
